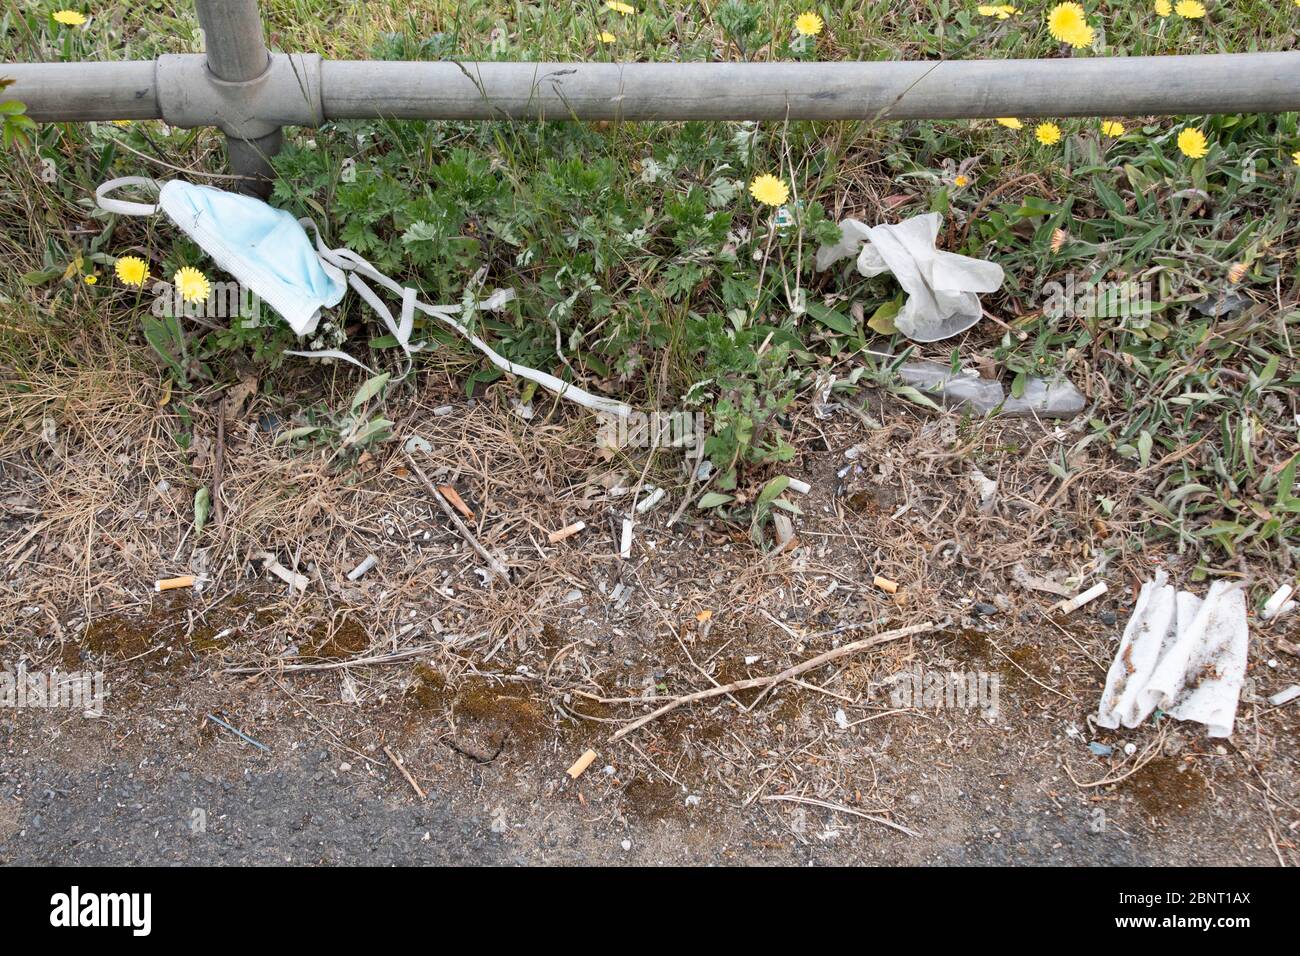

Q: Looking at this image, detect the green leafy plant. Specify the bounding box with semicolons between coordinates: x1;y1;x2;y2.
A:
274;372;395;458
0;79;36;149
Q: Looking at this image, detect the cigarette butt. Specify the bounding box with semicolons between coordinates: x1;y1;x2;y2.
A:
773;512;795;548
1270;601;1298;622
873;575;899;594
635;486;667;514
1261;583;1295;621
787;478;811;495
1052;581;1108;616
619;518;634;559
548;521;586;544
346;554;378;581
566;749;599;780
436;484;474;519
155;575;195;592
1267;685;1300;707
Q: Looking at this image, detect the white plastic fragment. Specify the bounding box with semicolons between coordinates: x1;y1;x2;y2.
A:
1096;571;1249;738
968;466;998;513
1268;685;1300;707
257;551;308;592
615;583;634;610
897;360;1086;418
786;477;811;495
1053;582;1108;616
1011;563;1074;598
340;671;360;704
346;554;378;581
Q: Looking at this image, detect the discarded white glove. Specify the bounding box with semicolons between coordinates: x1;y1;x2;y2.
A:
815;213;1004;342
1096;571;1248;738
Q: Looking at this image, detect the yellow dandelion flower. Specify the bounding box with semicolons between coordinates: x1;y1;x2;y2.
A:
605;1;635;14
115;255;149;287
1174;0;1205;17
1035;122;1062;146
996;117;1023;129
1293;150;1300;166
794;12;825;35
954;174;970;187
1177;127;1209;159
52;10;86;26
978;4;1019;17
174;266;210;304
749;174;790;207
83;273;97;285
1155;0;1172;13
598;31;616;43
1047;3;1094;48
1100;120;1124;137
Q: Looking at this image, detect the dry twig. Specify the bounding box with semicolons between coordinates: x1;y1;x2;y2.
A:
610;621;933;740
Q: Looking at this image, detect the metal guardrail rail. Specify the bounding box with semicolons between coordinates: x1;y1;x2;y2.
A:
4;0;1299;195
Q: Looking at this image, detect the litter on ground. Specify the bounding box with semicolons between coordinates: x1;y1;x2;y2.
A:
1096;572;1249;738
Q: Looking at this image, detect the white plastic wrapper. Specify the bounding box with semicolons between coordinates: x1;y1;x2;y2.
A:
815;213;1005;342
1096;571;1248;738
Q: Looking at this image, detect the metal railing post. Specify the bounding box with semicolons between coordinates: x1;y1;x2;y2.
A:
194;0;279;196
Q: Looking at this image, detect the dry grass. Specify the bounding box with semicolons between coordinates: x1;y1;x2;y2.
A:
3;323;1295;858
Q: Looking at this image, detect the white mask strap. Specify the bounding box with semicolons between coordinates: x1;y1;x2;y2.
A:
95;176;163;216
295;218;632;417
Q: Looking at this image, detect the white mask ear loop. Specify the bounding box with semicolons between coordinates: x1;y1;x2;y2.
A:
95;177;163;216
291;218;633;416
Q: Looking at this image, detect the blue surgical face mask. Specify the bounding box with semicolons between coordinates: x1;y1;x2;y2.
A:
97;177;347;336
95;176;630;415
